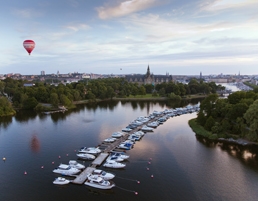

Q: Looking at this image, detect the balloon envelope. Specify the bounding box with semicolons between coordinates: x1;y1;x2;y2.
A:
23;40;35;55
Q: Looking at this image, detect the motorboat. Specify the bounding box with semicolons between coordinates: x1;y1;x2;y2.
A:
128;134;140;141
78;147;101;155
103;160;126;169
106;154;124;162
53;177;70;185
76;153;96;160
141;125;154;132
147;121;159;128
69;160;85;170
53;164;81;175
91;169;115;180
111;132;124;138
103;137;117;143
110;152;129;160
121;127;132;132
118;142;133;150
133;131;145;138
85;175;115;189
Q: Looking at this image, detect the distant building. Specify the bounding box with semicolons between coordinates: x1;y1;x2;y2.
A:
41;71;45;76
125;65;173;85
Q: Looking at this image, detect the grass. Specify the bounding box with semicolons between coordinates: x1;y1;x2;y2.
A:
188;118;217;139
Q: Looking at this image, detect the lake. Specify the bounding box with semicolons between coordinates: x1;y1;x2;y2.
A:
1;100;258;201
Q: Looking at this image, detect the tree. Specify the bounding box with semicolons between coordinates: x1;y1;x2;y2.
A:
23;97;38;109
158;88;166;97
0;97;16;116
244;99;258;141
49;93;59;107
204;116;215;131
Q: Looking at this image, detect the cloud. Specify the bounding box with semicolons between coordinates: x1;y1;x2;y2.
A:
64;23;90;32
200;0;258;12
12;8;42;18
96;0;160;19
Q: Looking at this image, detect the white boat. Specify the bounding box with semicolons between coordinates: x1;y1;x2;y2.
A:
85;175;115;189
110;152;129;160
78;147;101;155
121;127;132;132
53;164;81;175
103;137;117;143
69;160;85;170
118;142;133;150
106;154;124;162
103;160;126;169
147;121;159;128
76;153;96;160
91;169;115;180
128;134;141;141
111;132;124;138
53;177;70;185
141;125;154;132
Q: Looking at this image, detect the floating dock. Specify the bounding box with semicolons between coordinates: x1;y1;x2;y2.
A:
72;167;96;184
91;153;109;167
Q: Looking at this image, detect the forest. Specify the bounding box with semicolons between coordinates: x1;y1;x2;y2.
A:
195;90;258;141
0;77;224;116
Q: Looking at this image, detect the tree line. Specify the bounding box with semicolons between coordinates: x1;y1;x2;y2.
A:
0;77;224;116
196;90;258;141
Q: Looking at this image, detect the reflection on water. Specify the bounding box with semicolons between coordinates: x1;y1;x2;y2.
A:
196;136;258;170
0;116;12;131
31;134;40;152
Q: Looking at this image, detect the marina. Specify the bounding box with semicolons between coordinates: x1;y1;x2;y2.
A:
2;99;258;201
67;104;200;185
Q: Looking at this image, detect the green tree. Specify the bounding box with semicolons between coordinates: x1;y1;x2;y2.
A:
0;97;16;116
244;99;258;141
23;97;38;109
204;116;215;131
49;93;59;107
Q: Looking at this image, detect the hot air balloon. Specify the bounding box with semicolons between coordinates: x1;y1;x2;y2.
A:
23;40;35;55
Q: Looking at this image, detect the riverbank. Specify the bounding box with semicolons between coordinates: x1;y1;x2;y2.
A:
189;118;257;146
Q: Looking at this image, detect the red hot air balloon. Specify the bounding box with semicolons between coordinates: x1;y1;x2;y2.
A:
23;40;35;55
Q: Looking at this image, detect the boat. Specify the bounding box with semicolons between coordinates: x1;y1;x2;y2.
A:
85;175;115;189
103;160;126;169
110;152;129;160
118;142;133;150
141;125;154;132
76;153;96;160
106;154;124;162
128;134;141;141
147;121;159;128
53;164;81;175
53;177;70;185
121;127;132;132
91;169;115;180
103;137;117;143
69;160;85;170
78;147;101;155
111;132;124;138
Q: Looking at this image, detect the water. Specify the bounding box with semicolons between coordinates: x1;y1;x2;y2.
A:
1;100;258;201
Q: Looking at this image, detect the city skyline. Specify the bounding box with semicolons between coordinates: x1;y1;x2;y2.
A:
1;0;257;75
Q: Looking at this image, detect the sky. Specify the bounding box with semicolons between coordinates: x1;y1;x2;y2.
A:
0;0;258;75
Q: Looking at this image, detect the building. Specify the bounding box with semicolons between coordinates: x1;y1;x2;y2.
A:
125;66;173;85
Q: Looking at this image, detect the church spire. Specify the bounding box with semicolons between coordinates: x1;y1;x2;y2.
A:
146;65;150;76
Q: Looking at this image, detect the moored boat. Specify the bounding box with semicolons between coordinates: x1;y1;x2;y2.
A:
53;164;81;175
84;175;115;189
103;160;126;169
78;147;101;155
53;177;70;185
91;169;115;180
141;125;154;132
76;153;96;160
69;160;85;170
